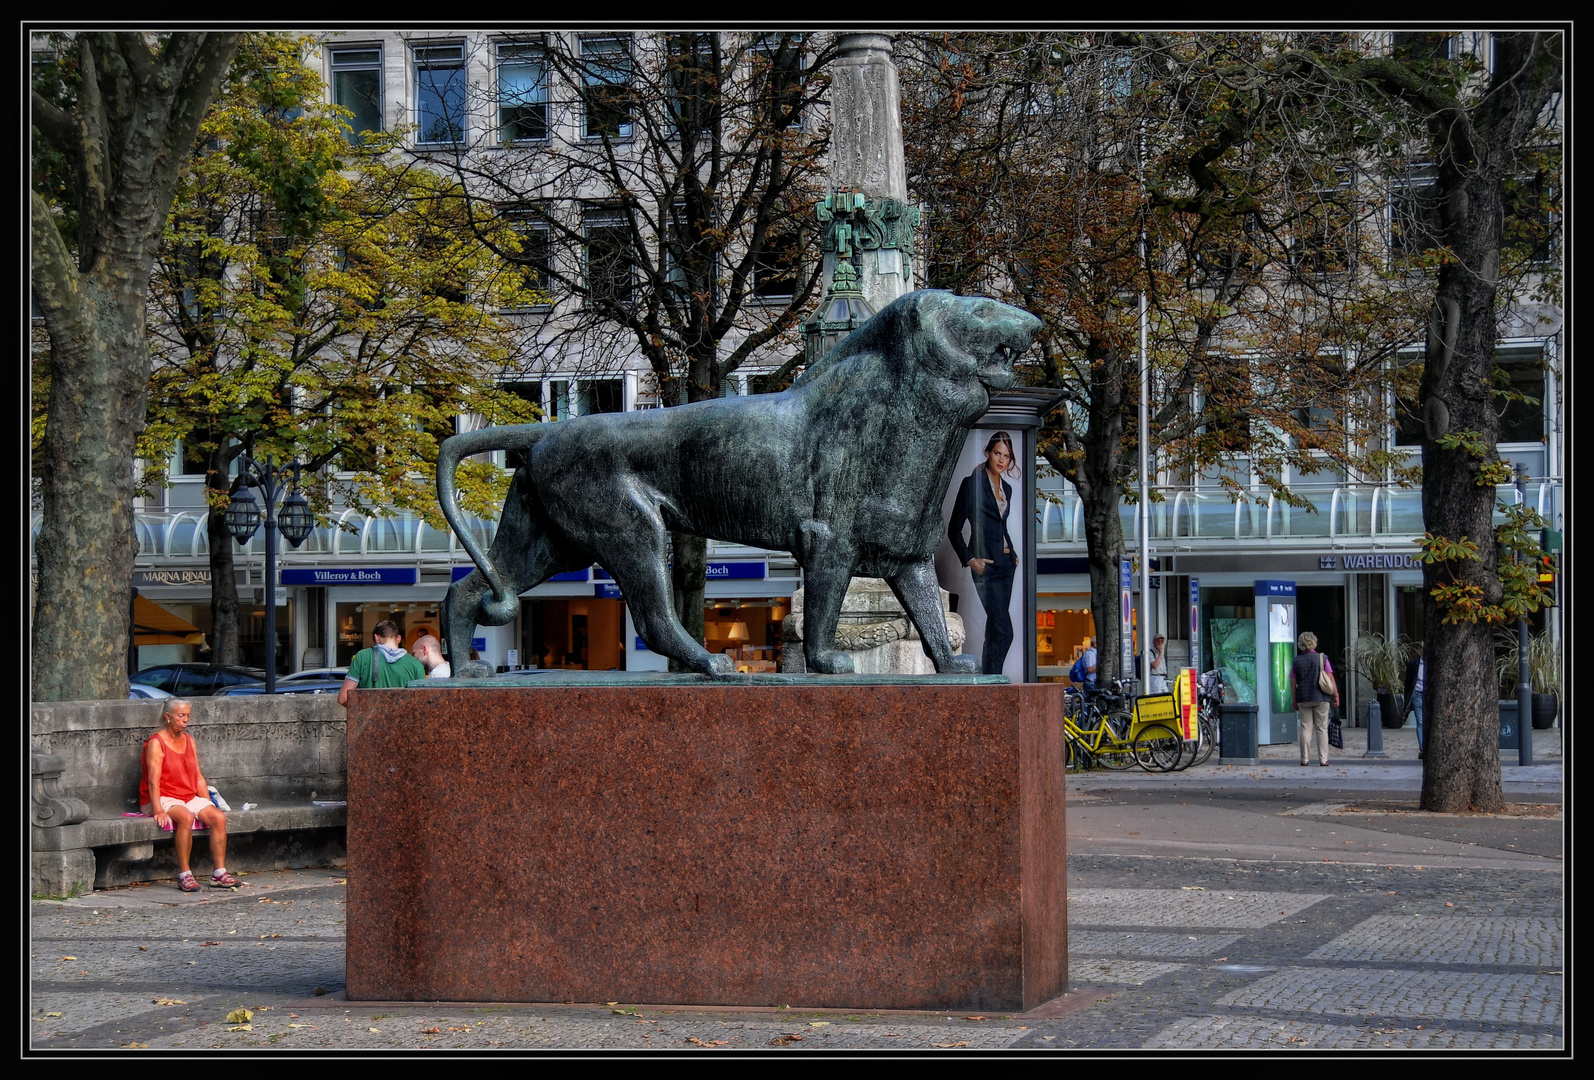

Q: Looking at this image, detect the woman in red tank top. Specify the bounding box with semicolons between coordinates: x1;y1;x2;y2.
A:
140;700;237;891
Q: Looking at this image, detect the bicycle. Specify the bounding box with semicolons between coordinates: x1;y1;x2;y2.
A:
1063;680;1182;772
1188;669;1225;767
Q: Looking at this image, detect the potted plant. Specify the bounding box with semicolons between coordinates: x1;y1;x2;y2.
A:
1349;632;1412;728
1498;632;1561;729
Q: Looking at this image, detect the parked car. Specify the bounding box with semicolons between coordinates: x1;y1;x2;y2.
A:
128;683;173;700
213;678;347;697
131;663;267;697
278;667;348;683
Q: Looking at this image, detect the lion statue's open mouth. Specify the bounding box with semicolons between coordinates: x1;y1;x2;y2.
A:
437;290;1042;678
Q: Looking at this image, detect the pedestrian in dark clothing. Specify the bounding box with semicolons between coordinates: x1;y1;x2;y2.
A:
1289;630;1340;766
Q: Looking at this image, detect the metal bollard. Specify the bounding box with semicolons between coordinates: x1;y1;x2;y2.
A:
1363;699;1387;758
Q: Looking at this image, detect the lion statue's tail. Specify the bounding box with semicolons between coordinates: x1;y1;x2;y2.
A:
436;423;547;625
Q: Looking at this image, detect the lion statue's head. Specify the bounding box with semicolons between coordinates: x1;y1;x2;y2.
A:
798;290;1041;393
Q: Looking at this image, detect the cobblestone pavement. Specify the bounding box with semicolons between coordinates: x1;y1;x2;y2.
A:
30;732;1563;1053
30;857;1562;1052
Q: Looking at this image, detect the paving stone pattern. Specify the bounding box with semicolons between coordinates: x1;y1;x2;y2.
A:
31;857;1562;1050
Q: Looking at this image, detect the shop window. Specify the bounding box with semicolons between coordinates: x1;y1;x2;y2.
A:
413;43;467;146
331;47;383;143
497;41;547;143
1036;597;1095;678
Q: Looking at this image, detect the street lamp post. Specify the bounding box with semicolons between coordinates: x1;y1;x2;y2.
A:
224;456;314;693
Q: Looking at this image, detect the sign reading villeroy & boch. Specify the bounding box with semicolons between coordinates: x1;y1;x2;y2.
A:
280;567;418;586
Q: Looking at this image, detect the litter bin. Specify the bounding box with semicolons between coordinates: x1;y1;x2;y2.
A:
1219;702;1260;765
1498;701;1519;751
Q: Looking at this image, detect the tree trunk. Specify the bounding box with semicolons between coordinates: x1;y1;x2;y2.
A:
1413;177;1505;809
1414;33;1559;813
1077;345;1130;682
32;280;150;701
205;459;242;667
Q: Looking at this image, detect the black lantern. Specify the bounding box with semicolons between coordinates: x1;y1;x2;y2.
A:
802;259;874;367
278;489;314;549
224;483;262;543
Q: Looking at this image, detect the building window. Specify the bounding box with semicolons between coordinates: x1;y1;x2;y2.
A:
331;47;382;143
581;36;633;139
1496;349;1547;444
413;43;466;146
752;228;800;299
753;35;806;130
497;42;547;143
545;379;571;421
1393;354;1426;447
1390;168;1443;261
667;34;718;137
1392;32;1453;63
583;209;634;309
579;379;625;414
179;441;210;477
1290;171;1358;278
501;209;552;309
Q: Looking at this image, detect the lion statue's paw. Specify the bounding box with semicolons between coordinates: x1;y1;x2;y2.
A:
452;661;495;679
944;653;982;674
808;649;856;674
704;653;737;676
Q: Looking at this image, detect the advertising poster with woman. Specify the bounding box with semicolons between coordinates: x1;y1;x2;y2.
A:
937;429;1026;682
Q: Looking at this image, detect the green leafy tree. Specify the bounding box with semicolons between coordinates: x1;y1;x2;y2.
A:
31;32;240;701
136;34;540;667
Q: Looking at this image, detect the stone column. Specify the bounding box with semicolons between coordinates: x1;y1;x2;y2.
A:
823;32;917;312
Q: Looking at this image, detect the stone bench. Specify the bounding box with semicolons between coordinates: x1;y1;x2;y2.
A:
31;696;348;896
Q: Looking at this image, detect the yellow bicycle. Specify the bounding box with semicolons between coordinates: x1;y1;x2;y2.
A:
1063;683;1183;773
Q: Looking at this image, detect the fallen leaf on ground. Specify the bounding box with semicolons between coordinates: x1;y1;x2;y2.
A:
45;1012;62;1017
771;1034;803;1045
369;1027;379;1033
126;1042;149;1049
138;946;147;951
228;1025;252;1032
809;1021;830;1027
201;942;221;947
1181;886;1206;891
932;1041;972;1048
965;1015;987;1021
59;956;76;961
152;998;186;1006
226;1009;253;1023
421;1027;440;1034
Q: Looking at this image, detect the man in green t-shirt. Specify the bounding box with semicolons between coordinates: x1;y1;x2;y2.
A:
339;620;428;706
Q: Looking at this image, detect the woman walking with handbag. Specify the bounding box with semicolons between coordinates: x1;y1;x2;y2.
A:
1289;631;1341;766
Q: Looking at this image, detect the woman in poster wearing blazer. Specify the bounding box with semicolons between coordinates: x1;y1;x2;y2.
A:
949;431;1020;676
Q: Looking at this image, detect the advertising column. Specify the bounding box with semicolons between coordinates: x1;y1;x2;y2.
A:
1188;577;1201;672
1254;580;1299;745
1120;558;1134;689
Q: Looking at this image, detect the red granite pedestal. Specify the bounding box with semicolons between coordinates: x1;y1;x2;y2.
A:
346;682;1066;1011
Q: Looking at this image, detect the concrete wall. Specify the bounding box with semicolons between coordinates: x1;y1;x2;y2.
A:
31;696;347;814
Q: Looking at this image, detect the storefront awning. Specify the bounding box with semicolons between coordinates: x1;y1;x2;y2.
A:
133;595;205;646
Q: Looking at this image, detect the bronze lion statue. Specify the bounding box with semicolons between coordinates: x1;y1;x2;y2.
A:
437;290;1041;677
